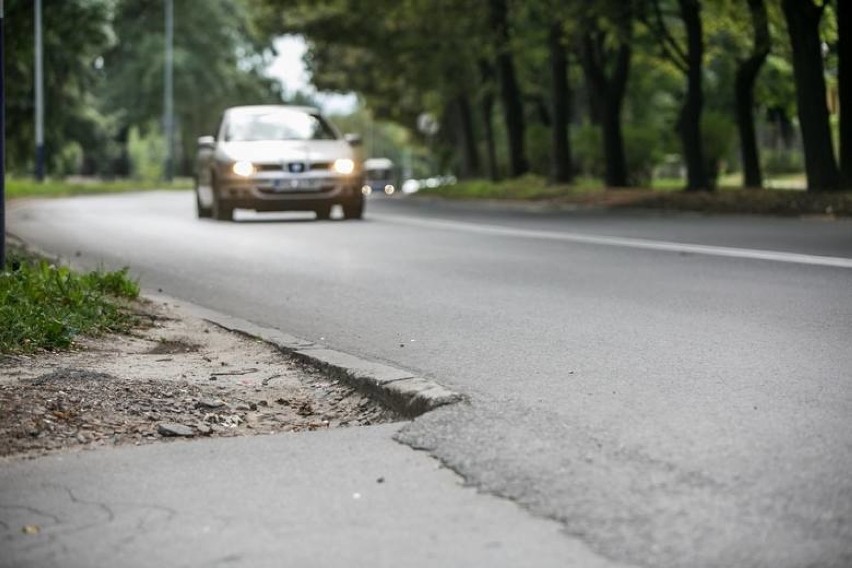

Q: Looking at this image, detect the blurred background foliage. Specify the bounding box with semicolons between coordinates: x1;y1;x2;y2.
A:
3;0;849;191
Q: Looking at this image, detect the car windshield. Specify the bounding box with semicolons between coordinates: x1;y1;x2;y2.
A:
224;109;338;142
366;168;392;179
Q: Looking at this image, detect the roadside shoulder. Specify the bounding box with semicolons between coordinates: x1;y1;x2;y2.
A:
0;295;400;461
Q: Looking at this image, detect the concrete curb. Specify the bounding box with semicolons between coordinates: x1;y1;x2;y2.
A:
151;294;465;418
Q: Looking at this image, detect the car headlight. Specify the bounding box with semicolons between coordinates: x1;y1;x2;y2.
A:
232;160;255;177
332;158;355;175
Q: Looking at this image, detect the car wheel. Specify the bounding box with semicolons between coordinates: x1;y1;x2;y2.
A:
342;198;364;220
213;199;233;221
315;205;332;220
211;176;233;222
195;178;212;218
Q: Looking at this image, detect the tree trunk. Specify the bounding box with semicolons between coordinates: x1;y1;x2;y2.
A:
580;30;631;188
838;0;852;186
678;0;708;191
603;42;631;188
479;60;500;181
549;22;572;184
735;0;770;189
455;94;481;179
114;126;131;177
488;0;529;177
735;64;762;188
781;0;841;191
583;77;604;127
481;96;499;181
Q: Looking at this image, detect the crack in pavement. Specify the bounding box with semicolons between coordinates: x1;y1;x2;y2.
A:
0;503;63;526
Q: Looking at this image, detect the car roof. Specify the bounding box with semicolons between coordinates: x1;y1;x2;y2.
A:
225;105;322;116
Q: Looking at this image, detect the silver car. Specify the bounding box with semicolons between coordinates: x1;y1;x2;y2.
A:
194;105;365;221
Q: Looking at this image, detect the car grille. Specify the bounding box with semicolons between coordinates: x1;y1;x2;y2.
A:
254;162;332;172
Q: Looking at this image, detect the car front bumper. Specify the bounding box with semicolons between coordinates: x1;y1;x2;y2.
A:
216;172;363;211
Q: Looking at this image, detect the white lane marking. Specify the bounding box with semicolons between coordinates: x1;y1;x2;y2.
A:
380;214;852;269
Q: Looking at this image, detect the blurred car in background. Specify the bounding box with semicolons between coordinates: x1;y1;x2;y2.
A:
362;157;398;196
194;105;364;221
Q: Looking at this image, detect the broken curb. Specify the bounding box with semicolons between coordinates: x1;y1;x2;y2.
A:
150;294;465;418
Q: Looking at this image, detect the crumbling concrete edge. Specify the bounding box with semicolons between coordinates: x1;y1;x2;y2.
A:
150;294;465;418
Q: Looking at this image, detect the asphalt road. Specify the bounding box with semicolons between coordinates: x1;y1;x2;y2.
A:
8;192;852;567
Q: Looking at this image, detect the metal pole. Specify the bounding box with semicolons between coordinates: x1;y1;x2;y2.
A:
163;0;174;182
1;0;6;268
34;0;44;182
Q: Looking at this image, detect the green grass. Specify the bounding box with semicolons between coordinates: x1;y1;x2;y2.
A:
650;177;689;191
0;249;141;354
428;174;602;200
418;174;852;216
430;174;757;198
652;173;808;191
5;176;193;199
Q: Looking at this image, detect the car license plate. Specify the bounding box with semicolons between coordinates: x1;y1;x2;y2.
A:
272;179;314;191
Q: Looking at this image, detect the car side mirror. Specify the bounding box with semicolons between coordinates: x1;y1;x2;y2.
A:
197;135;216;150
344;133;362;147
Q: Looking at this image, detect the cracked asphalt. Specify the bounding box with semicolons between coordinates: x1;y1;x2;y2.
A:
0;425;625;568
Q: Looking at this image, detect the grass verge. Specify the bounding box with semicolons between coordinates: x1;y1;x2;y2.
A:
1;246;141;354
420;175;852;217
424;174;599;201
6;177;193;199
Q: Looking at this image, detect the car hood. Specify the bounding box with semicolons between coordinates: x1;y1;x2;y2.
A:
216;140;354;164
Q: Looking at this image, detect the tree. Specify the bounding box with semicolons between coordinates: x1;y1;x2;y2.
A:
4;0;114;175
261;0;825;191
838;0;852;185
271;0;489;177
781;0;841;191
578;1;634;187
549;20;573;183
643;0;709;191
735;0;770;188
446;95;481;179
103;0;281;176
478;60;500;181
488;0;529;177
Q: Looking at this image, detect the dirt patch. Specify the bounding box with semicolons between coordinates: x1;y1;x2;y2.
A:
145;339;201;355
0;298;398;461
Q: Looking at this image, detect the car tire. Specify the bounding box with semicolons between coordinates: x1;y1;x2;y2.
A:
342;198;364;220
213;200;233;221
211;176;233;222
315;205;332;221
195;178;212;218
